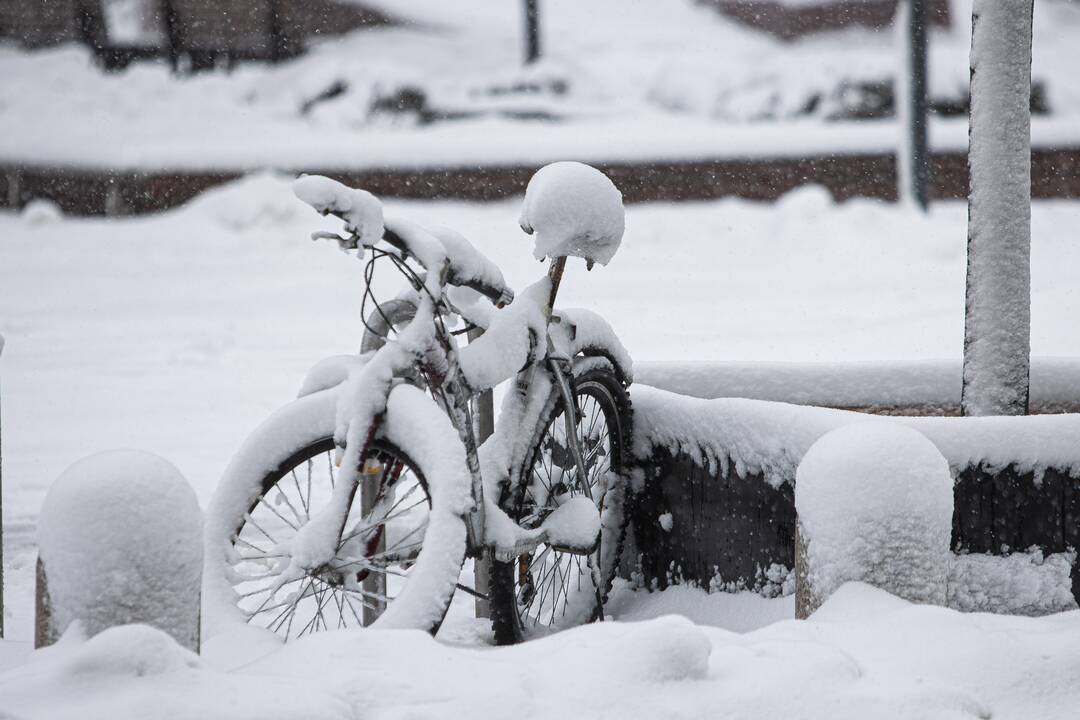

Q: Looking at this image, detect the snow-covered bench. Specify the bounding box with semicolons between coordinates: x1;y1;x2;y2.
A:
628;384;1080;615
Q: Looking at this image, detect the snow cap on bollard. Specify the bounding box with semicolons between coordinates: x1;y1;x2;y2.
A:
794;422;953;618
36;450;203;651
519;161;624;266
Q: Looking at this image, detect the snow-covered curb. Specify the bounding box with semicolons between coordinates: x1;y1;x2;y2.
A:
635;357;1080;414
629;385;1080;616
631;384;1080;487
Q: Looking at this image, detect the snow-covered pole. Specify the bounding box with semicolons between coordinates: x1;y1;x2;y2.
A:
523;0;541;64
896;0;930;209
960;0;1034;417
794;423;952;618
468;327;495;618
35;450;203;650
0;333;5;638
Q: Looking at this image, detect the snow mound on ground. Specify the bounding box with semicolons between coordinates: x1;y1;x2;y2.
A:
55;624;200;678
188;171;303;231
37;450;203;649
519;161;624;266
796;423;953;606
20;199;63;225
9;589;1080;719
0;624;350;720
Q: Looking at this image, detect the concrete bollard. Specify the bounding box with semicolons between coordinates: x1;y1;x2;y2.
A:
36;449;203;650
794;422;953;618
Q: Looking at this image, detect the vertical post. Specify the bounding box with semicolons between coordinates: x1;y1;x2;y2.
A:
523;0;541;65
896;0;929;208
908;0;929;209
0;333;5;638
360;466;387;625
468;328;495;618
960;0;1033;417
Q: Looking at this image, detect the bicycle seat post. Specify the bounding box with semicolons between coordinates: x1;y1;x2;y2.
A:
544;256;567;318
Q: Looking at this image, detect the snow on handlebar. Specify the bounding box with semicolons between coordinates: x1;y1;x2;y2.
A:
293;175;514;307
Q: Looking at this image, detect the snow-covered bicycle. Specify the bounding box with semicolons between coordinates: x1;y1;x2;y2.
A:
205;162;634;644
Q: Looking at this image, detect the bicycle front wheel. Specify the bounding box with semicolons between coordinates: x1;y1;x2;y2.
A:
489;367;633;644
205;385;468;640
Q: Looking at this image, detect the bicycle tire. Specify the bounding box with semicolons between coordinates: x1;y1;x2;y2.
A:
205;385;468;640
488;367;633;644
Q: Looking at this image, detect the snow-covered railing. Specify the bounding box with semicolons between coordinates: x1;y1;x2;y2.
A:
635;358;1080;415
628;385;1080;615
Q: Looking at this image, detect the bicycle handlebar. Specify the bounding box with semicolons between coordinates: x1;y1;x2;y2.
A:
295;175;515;308
382;227;514;308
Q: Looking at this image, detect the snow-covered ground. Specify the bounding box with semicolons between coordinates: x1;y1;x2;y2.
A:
3;583;1079;719
2;0;1080;169
3;177;1080;715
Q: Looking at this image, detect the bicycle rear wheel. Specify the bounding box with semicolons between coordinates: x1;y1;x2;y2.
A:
489;367;633;644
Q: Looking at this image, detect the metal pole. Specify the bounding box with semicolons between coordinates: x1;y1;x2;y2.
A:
523;0;541;65
1;333;5;638
908;0;930;209
467;328;495;618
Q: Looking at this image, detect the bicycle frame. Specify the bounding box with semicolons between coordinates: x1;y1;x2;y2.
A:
420;255;593;559
302;224;605;577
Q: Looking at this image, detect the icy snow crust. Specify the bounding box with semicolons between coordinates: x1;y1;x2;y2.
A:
518;161;624;266
6;585;1080;719
37;450;203;649
796;423;953;606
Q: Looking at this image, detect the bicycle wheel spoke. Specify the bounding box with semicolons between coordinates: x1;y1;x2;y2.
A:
340;585;390;611
280;577;317;639
375;522;427;557
242;513;277;545
299;582;332;637
235;536;273;555
290;468;310;518
339;493;424;549
342;592;366;625
256;495;299;531
305;459;313;518
334;588;347;629
237;575;302;601
274;484;306;527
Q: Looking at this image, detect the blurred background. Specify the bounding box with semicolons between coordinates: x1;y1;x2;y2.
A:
2;0;1079;211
